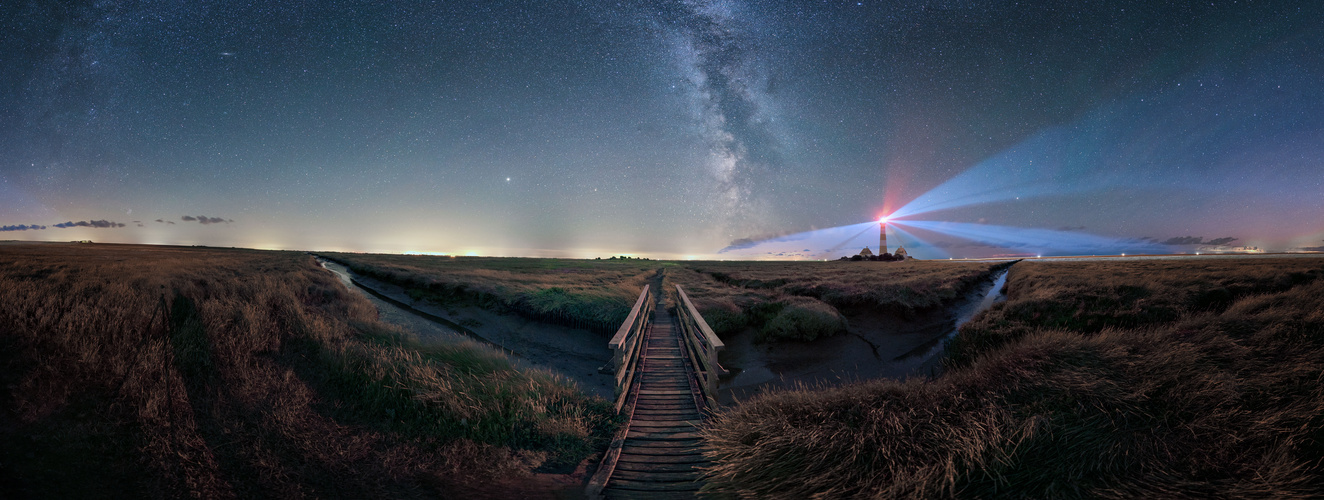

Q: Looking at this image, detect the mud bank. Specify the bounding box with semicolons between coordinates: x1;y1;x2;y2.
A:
318;259;615;399
715;266;1012;404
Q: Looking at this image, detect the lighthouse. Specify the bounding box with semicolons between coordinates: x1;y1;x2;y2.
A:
879;218;888;255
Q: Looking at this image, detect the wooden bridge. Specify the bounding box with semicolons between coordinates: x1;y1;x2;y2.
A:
586;284;726;499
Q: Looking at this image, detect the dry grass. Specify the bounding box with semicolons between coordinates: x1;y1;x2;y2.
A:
689;260;1012;314
319;253;660;335
701;256;1324;498
0;243;615;498
661;260;1012;341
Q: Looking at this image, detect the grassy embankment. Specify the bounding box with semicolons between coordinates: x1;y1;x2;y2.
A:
0;244;615;497
319;253;659;336
663;260;1014;342
701;257;1324;498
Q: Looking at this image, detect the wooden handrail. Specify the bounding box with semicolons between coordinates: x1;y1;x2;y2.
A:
607;285;652;413
674;284;726;409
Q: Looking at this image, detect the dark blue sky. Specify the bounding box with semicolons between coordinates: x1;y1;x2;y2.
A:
3;1;1321;258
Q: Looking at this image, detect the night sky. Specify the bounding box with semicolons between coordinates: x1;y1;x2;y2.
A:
3;1;1322;259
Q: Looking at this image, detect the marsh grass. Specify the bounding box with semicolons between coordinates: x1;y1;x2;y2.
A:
661;260;1011;341
0;243;615;497
320;253;659;335
701;257;1324;498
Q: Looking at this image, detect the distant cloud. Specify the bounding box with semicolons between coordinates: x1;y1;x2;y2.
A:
721;238;760;252
0;224;47;231
718;230;805;253
1058;226;1087;232
1299;240;1324;252
1161;236;1205;245
181;215;232;225
53;220;125;229
1159;236;1238;246
155;219;176;224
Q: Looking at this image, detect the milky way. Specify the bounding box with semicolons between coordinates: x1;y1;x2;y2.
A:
2;1;1322;257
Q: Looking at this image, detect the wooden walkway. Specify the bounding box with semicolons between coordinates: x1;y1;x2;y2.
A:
588;285;725;500
603;305;707;498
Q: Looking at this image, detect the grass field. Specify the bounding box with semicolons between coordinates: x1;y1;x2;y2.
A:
663;260;1014;341
316;254;1010;344
700;256;1324;498
0;243;615;497
319;252;660;336
20;245;1311;497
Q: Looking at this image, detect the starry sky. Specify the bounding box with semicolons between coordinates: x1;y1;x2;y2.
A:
3;1;1322;258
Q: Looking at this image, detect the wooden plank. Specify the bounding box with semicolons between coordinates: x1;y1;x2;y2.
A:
629;426;701;435
631;415;702;422
632;406;696;412
627;430;703;440
619;447;704;458
631;414;701;421
614;461;701;473
616;452;707;464
630;412;702;420
618;449;703;459
623;438;704;448
634;400;693;406
601;488;700;500
610;470;700;482
637;389;692;395
632;399;696;406
606;479;702;492
629;420;700;428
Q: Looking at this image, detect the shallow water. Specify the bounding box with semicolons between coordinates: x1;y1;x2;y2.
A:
715;267;1011;404
317;258;615;398
320;259;473;344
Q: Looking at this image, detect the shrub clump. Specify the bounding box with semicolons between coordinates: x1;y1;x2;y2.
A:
757;297;847;342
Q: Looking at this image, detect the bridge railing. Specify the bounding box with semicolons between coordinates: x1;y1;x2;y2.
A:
607;284;652;413
674;284;726;409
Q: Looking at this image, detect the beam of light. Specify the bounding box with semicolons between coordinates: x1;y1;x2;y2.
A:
818;224;878;258
887;223;951;260
716;222;878;259
891;220;1170;257
889;125;1121;220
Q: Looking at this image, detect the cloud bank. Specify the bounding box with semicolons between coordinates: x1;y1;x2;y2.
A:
0;224;47;231
1160;236;1239;246
53;220;125;229
182;215;232;225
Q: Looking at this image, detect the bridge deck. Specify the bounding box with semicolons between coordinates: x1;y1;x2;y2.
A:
602;305;708;499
